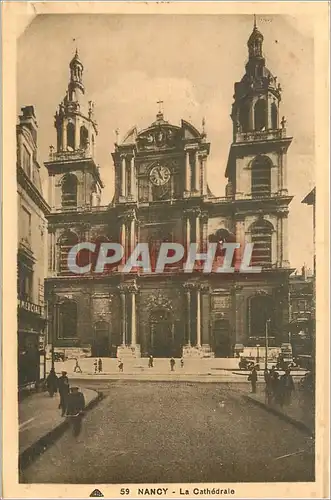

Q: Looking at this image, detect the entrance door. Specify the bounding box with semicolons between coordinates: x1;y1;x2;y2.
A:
92;321;110;357
213;319;231;357
149;309;174;357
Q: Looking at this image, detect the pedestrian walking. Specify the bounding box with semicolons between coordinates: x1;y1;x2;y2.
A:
271;371;282;405
148;355;154;368
58;371;70;416
264;368;273;405
280;368;295;407
46;368;58;397
248;365;258;394
94;359;98;374
98;358;103;373
180;358;184;368
118;360;124;372
170;357;175;371
66;386;85;437
73;359;82;373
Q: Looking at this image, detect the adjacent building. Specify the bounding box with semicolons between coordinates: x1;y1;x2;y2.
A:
17;106;50;387
45;23;293;359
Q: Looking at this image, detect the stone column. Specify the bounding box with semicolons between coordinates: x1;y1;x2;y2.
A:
195;211;201;251
202;156;207;195
62;122;67;150
186;213;191;254
121;155;126;197
119;289;126;345
276;217;281;266
281;214;290;266
185;151;190;191
249;98;254;131
130;156;136;200
266;93;270;129
201;214;209;252
131;288;137;346
281;148;288;193
75;118;80;149
195;151;200;192
185;285;191;345
120;218;127;263
196;286;201;347
130;215;136;254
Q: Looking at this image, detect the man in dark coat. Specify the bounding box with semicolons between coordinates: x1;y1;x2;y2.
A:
58;371;70;416
280;369;295;407
66;386;86;436
170;357;175;371
46;368;58;397
248;366;258;394
98;358;103;373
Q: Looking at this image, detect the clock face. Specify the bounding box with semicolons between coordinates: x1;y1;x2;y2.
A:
149;165;171;186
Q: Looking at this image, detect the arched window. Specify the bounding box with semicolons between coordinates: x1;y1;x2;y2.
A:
271;102;278;129
58;231;79;274
67;122;75;150
248;295;273;337
250;220;273;267
58;300;77;338
80;126;89;149
62;174;78;208
239;101;250;132
254;99;267;131
251;156;271;197
57;128;63;151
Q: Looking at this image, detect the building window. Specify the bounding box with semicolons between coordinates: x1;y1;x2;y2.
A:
298;300;307;312
251;156;271;197
67;122;75;150
254;99;267;131
239;101;250;132
189;152;196;191
271;102;278;129
21;206;32;244
250;220;273;267
58;300;77;338
61;174;78;208
80;126;89;149
18;263;33;301
58;231;79;274
22;144;32;177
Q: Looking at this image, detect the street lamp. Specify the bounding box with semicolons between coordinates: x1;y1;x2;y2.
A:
256;344;260;363
265;319;271;370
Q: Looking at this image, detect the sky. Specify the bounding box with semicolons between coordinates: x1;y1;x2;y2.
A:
17;13;315;271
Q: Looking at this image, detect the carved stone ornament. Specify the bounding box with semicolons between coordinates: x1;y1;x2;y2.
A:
255;289;268;296
146;290;173;311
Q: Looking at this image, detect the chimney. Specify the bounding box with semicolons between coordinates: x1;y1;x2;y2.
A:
19;106;38;144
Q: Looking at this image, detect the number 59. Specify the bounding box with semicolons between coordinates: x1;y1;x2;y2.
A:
120;488;130;495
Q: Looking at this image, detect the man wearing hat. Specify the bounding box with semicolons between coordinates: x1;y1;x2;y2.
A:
58;371;70;417
66;386;86;436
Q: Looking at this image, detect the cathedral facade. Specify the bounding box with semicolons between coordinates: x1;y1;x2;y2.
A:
45;24;293;359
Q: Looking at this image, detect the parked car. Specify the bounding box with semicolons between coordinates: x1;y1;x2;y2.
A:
239;357;256;370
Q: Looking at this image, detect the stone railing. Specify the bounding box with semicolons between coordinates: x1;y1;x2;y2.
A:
49;149;91;161
235;129;287;143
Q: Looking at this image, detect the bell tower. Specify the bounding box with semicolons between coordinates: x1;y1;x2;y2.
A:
45;50;103;211
225;19;293;269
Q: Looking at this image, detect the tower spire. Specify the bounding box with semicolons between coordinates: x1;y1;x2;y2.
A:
69;48;84;95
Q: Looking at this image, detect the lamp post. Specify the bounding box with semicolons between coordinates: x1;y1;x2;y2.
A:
50;290;56;371
256;344;260;364
265;319;270;370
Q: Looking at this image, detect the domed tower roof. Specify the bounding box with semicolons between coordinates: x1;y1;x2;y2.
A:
70;49;83;69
